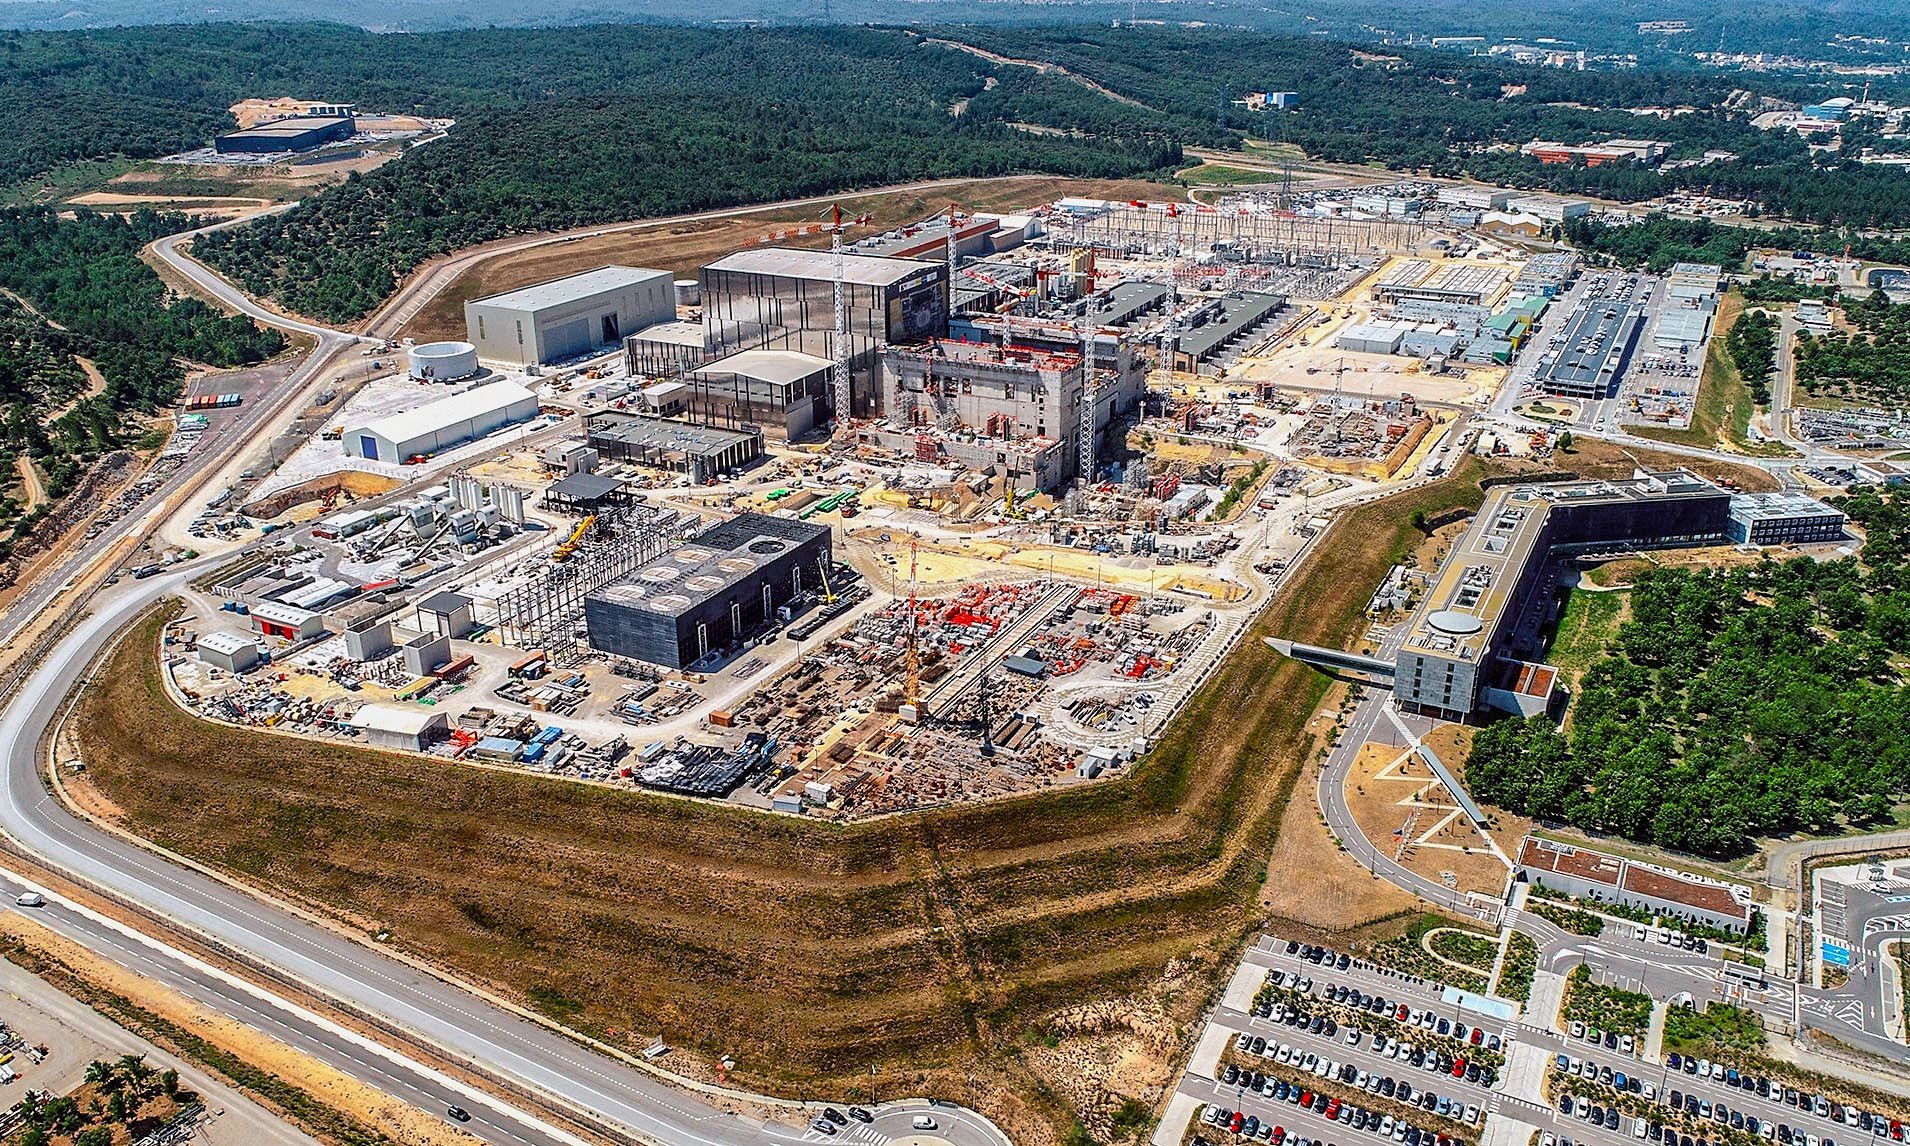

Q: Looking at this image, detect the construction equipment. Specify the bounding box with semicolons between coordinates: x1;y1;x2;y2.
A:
816;555;839;605
552;514;596;562
902;535;922;715
828;204;853;440
1077;319;1099;486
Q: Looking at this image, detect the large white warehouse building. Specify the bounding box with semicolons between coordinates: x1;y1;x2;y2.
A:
344;380;541;463
464;265;675;366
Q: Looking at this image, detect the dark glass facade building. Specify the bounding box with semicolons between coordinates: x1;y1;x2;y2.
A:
583;513;832;668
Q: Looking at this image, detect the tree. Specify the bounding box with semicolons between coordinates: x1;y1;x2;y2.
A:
1557;430;1574;451
76;1128;114;1146
1410;509;1430;534
160;1067;180;1097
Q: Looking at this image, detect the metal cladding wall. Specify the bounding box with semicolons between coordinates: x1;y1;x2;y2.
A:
585;517;832;668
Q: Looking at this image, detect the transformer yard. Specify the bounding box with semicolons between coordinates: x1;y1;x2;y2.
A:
149;184;1726;820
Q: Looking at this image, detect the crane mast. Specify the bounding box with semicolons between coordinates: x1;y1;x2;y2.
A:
830;204;852;440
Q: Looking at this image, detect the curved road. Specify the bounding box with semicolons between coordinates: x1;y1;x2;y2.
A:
0;217;1012;1146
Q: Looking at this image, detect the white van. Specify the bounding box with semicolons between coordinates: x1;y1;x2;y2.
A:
912;1114;937;1131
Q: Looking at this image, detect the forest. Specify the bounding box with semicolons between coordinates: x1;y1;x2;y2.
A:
930;27;1910;227
0;208;282;511
1793;292;1910;404
1723;306;1777;405
1564;214;1910;272
175;28;1181;321
1463;486;1910;857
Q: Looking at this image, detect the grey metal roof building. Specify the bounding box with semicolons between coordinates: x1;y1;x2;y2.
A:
215;114;355;154
583;412;762;483
584;513;832;669
465;266;675;367
1168;291;1285;373
1538;298;1647;398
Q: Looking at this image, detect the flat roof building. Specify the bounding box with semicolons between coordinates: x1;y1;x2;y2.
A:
466;266;675;367
350;704;449;752
678;349;833;439
873;332;1139;493
1726;492;1846;545
1517;836;1754;934
1168;291;1285;374
343;380;540;464
583;412;763;484
1395;471;1731;719
215;114;355;154
585;513;832;669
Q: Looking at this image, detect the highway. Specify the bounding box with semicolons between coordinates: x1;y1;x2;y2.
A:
0;214;1014;1146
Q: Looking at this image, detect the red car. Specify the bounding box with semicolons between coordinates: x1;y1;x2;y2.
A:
1300;1091;1314;1107
1396;1004;1410;1021
1451;1059;1467;1078
1231;1113;1245;1134
1470;1028;1484;1046
1273;1128;1287;1146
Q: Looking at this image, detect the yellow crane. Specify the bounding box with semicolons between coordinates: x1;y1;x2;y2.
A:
552;514;595;562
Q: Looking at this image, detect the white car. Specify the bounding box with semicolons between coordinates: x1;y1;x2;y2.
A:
1465;1106;1480;1126
13;892;43;908
1635;1120;1649;1140
1570;1021;1586;1039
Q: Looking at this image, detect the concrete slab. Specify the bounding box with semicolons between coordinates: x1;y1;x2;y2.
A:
1188;1024;1235;1080
1503;1041;1555;1105
1526;968;1569;1032
1222;958;1266;1013
1154;1091;1204;1146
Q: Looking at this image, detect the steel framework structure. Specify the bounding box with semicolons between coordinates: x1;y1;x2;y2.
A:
493;505;687;650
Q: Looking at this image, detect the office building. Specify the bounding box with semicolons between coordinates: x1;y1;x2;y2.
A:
465;266;675;367
1395;471;1731;719
1725;492;1846;545
584;514;832;668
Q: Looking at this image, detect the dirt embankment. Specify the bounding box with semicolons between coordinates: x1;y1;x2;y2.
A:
66;449;1774;1141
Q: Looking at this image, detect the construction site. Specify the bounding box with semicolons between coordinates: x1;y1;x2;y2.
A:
156;185;1580;820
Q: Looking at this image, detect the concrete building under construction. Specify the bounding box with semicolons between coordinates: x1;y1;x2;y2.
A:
866;318;1146;493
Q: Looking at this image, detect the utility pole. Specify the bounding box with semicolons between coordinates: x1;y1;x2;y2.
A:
1078;320;1098;488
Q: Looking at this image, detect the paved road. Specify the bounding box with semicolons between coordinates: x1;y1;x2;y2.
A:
0;219;1014;1146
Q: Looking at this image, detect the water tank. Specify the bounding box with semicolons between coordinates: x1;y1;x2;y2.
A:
408;341;479;382
674;279;701;306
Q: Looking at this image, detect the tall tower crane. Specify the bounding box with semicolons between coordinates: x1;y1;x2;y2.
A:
905;535;921;705
829;204;853;440
1077;319;1099;487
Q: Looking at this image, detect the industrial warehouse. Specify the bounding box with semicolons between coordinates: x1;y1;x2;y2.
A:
583;513;832;669
466;266;676;366
159;181;1879;831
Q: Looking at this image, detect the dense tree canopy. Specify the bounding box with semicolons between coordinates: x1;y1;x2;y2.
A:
1794;292;1910;404
0;207;282;507
1466;488;1910;856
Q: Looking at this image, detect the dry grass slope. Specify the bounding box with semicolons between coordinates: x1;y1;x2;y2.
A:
72;446;1774;1134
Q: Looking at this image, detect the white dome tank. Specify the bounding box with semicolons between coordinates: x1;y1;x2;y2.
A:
409;340;479;381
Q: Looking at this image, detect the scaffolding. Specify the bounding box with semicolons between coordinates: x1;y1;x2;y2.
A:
1062;203;1418;266
492;505;686;650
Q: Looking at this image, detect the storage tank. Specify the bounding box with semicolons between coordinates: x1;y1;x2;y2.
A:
408;341;479;382
674;279;701;306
